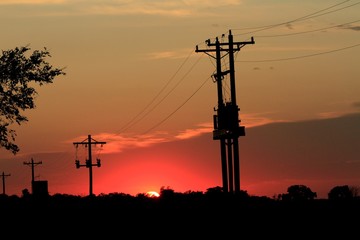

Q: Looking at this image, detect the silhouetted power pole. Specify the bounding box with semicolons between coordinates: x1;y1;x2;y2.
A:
73;134;106;197
1;171;11;195
23;158;42;194
195;30;254;194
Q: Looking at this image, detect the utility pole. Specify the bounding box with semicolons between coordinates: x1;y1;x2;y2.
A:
23;158;42;194
1;171;11;195
195;30;254;194
73;134;106;197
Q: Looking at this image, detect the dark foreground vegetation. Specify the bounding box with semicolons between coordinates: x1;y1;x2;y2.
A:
1;185;360;238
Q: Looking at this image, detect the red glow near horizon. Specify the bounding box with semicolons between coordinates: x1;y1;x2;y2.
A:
91;152;221;196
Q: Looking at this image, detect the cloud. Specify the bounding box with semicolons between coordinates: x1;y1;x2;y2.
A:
337;23;360;31
146;51;176;60
67;121;224;154
175;122;212;140
67;132;174;154
62;109;360;157
145;48;195;60
241;111;360;198
3;0;190;17
182;0;242;7
317;111;348;119
0;0;242;17
352;101;360;109
93;112;286;151
253;45;331;53
241;112;286;128
83;1;193;17
0;0;65;4
316;103;360;119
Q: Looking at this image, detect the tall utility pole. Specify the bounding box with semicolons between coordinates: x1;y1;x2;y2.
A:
73;134;106;197
23;158;42;194
1;171;11;195
195;30;254;194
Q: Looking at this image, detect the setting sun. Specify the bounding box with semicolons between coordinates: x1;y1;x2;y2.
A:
146;191;160;198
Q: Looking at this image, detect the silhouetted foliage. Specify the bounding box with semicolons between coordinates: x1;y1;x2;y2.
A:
349;185;360;198
1;185;360;236
159;186;175;199
21;188;30;198
205;186;249;199
328;185;353;200
282;184;317;201
205;186;223;196
0;46;66;154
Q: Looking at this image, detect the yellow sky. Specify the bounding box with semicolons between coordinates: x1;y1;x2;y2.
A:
0;0;359;197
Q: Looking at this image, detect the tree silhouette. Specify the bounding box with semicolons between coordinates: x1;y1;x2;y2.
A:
0;46;66;154
282;184;317;201
21;188;30;198
328;185;353;200
159;186;175;199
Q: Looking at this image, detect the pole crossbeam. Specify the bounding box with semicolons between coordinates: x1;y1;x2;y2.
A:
195;30;255;194
23;158;42;194
1;171;11;195
73;134;106;196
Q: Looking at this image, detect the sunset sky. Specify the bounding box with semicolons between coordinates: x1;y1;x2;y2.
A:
0;0;359;199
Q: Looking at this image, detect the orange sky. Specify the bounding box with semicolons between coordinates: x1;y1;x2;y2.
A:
0;0;359;199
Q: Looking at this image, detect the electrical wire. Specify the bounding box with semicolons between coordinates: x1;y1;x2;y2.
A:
254;19;360;38
140;76;212;135
232;0;359;36
116;48;196;134
113;0;360;137
120;54;204;133
237;43;360;62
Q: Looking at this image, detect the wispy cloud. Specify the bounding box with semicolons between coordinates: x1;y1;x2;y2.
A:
82;0;242;17
65;108;358;155
145;48;194;60
0;0;242;17
317;111;347;119
182;0;242;7
337;23;360;31
317;109;360;119
175;122;212;140
352;101;360;109
241;112;286;128
99;114;283;152
252;45;334;53
0;0;65;4
66;122;211;154
83;1;193;17
67;132;172;154
317;101;360;119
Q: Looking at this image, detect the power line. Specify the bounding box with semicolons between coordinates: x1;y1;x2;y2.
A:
117;49;195;134
114;49;204;136
110;1;359;137
120;53;204;134
232;0;359;36
141;76;212;135
254;19;360;38
237;43;360;63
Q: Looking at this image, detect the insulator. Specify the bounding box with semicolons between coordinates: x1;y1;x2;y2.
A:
75;160;80;169
213;115;218;129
